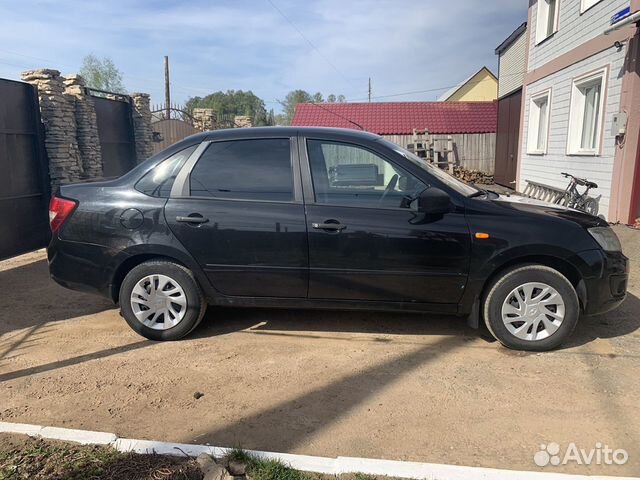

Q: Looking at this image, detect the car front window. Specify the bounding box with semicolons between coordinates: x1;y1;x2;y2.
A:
377;139;480;197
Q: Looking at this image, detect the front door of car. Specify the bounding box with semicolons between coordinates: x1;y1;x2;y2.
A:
165;137;308;298
301;138;470;306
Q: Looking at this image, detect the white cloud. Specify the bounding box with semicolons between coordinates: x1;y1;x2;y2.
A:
0;0;526;109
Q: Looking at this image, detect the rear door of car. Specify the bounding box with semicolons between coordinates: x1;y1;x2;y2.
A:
164;135;309;298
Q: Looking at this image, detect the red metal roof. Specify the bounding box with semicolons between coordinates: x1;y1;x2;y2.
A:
291;101;497;135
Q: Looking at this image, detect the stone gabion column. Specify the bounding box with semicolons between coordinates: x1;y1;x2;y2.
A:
22;69;82;190
131;92;153;163
192;108;217;131
234;115;253;128
63;75;103;179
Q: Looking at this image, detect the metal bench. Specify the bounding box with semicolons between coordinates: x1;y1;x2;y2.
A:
522;180;568;205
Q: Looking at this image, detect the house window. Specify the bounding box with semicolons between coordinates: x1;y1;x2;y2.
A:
527;90;551;155
580;0;602;13
567;69;607;155
536;0;559;44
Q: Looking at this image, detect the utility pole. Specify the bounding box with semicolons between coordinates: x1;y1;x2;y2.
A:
368;77;372;103
164;55;171;119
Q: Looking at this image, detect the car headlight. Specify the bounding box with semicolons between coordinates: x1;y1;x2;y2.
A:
588;227;622;252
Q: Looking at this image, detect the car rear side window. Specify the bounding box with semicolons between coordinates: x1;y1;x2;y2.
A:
189;138;293;202
135;145;197;198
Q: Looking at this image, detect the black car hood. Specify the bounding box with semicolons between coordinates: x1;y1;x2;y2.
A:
489;194;608;229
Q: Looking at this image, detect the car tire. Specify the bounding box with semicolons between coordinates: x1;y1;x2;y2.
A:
119;260;207;341
483;265;579;351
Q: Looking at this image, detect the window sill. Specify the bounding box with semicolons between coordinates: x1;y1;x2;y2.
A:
526;150;547;156
567;150;600;156
579;1;602;15
535;31;557;47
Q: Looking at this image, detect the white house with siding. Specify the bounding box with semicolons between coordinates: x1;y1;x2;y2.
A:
497;23;527;99
518;0;640;223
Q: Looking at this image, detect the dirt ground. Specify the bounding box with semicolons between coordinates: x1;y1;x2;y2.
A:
1;225;639;477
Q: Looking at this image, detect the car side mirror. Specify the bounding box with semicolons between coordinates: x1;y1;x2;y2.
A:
418;187;452;215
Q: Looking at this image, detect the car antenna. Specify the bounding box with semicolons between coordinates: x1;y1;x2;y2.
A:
309;101;365;131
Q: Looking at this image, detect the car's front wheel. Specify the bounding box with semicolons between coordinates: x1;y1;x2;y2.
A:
483;265;580;351
119;260;207;341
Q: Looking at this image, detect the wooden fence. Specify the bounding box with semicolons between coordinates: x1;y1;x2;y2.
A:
382;133;496;174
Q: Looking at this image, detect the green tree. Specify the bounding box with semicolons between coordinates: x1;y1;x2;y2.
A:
273;113;288;126
277;90;348;125
79;54;126;93
278;89;313;125
185;90;270;126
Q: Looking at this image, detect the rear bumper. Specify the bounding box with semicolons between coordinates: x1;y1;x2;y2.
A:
579;249;628;315
48;237;119;301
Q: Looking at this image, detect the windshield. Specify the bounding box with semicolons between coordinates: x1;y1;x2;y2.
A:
377;139;480;197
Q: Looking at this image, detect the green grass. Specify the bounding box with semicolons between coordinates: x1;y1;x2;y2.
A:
0;437;404;480
223;449;401;480
248;458;312;480
225;447;255;466
0;435;201;480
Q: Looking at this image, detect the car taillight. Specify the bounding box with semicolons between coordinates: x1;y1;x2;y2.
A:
49;196;77;233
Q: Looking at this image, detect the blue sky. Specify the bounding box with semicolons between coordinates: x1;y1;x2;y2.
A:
0;0;526;111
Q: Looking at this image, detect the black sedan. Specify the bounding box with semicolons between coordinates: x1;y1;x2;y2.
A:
47;127;628;351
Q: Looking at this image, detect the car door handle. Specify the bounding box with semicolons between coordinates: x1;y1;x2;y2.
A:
312;222;347;231
176;215;209;224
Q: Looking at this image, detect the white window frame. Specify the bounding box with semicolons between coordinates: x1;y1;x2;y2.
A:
527;89;552;155
580;0;603;14
535;0;560;45
567;67;608;156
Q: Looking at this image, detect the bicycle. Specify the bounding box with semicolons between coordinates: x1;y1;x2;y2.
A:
557;172;601;216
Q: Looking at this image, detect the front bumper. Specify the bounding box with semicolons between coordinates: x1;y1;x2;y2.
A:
578;249;628;315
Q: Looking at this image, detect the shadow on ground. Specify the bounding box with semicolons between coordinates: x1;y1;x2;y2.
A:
187;334;465;451
2;255;639;386
565;293;640;349
0;259;114;335
193;306;488;340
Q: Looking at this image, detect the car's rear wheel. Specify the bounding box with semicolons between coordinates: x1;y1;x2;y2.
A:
119;260;206;341
483;265;579;351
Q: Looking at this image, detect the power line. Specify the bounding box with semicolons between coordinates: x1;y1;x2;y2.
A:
349;70;527;102
1;47;526;109
264;0;351;87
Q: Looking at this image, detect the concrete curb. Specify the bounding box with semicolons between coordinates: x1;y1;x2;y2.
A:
0;422;636;480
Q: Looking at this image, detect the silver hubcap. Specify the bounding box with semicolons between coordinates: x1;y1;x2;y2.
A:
501;282;565;341
130;274;187;330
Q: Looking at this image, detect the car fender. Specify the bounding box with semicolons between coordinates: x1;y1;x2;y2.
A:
111;243;219;302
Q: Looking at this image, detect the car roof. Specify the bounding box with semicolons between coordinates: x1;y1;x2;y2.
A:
193;126;382;142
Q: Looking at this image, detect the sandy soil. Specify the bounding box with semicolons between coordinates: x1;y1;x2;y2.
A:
1;225;639;476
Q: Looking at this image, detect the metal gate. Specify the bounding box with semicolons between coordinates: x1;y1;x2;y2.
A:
93;96;137;177
151;118;198;154
151;106;199;154
0;78;50;260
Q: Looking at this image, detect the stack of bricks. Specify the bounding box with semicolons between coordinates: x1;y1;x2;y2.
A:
63;74;103;179
192;108;217;131
234;115;253;128
131;93;154;163
21;69;82;189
